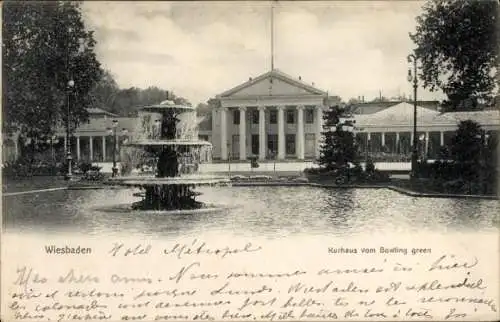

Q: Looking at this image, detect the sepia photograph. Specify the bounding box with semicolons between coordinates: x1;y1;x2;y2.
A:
1;1;499;321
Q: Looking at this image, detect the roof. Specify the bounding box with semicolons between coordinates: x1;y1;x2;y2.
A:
355;102;500;127
87;107;118;117
217;68;327;98
355;102;439;126
349;102;400;115
349;100;440;115
435;110;500;125
65;117;138;134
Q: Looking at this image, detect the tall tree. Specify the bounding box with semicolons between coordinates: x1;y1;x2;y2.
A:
317;106;358;171
410;0;498;110
3;2;103;139
91;69;120;111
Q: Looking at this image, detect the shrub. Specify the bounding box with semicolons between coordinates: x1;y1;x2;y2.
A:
78;162;93;174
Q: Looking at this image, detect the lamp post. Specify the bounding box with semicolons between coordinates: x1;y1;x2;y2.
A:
64;79;75;181
407;54;418;178
107;120;119;177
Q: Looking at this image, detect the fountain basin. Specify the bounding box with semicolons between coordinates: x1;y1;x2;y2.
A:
142;103;196;114
126;139;212;147
109;175;231;186
94;202;236;216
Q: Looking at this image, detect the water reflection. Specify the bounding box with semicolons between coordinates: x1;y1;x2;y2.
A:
3;186;499;238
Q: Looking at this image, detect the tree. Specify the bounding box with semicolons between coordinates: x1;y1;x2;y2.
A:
317;106;358;171
3;2;103;140
96;84;193;117
91;70;120;111
450;120;483;165
347;97;363;105
449;120;483;191
410;0;498;110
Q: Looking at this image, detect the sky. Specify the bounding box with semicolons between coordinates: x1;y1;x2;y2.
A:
82;1;445;105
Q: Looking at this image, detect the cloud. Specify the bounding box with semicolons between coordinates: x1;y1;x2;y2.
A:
82;1;444;105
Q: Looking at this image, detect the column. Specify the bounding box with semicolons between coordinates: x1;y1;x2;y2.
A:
258;106;266;160
367;132;371;153
381;132;385;147
296;105;305;160
315;106;323;158
239;107;247;160
220;108;228;160
277;106;285;160
89;136;93;162
425;131;430;157
396;132;400;153
440;131;444;146
64;136;68;154
102;136;106;162
14;139;19;160
76;136;81;160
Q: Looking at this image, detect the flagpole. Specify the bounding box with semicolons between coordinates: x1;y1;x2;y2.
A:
271;0;275;71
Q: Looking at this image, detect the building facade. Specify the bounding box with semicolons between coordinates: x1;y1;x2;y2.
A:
209;69;338;161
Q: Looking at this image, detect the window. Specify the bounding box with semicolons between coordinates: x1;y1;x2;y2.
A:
286;134;296;155
287;110;295;124
305;109;314;124
251;135;259;155
252;110;259;124
285;134;295;154
267;134;278;156
270;110;277;124
233;110;240;125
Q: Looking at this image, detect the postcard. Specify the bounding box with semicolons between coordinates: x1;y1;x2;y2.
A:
1;1;499;321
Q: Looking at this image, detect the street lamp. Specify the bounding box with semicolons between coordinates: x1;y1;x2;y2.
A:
107;119;119;177
407;54;419;178
64;79;75;180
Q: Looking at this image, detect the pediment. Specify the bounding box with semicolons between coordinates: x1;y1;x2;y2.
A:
218;69;326;98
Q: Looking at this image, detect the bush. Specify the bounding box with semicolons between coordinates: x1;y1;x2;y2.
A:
2;159;61;177
304;161;390;184
414;159;497;195
365;158;376;174
77;162;93;174
304;167;323;175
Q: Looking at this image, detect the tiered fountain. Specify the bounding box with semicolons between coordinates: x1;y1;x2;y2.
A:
108;100;230;214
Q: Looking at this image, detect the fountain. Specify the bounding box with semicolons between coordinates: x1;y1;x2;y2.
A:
107;100;230;214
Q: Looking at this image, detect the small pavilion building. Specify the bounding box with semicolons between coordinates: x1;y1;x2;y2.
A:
353;102;499;160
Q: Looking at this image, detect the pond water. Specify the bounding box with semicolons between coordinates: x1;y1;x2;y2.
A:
2;185;498;238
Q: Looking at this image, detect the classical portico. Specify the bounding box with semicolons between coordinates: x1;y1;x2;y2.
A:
211;69;335;161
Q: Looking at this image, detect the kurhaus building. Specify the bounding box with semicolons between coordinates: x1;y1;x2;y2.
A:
209;69;337;161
